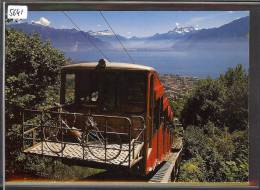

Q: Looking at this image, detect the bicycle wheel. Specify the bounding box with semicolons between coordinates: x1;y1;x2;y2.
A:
43;114;66;154
83;126;122;161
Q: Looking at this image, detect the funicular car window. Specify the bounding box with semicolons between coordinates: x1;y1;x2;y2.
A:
69;71;145;114
99;73;117;112
65;74;75;104
76;71;99;106
75;71;117;111
126;75;145;102
123;72;146;113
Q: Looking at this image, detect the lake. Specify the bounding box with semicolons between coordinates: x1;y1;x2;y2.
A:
64;46;249;78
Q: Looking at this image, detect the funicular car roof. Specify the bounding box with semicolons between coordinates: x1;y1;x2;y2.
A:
61;62;156;72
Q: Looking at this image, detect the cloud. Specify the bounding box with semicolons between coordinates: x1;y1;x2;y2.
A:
97;24;102;27
175;22;180;27
32;17;51;26
228;11;234;14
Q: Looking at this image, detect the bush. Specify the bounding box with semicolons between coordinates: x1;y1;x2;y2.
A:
178;125;248;182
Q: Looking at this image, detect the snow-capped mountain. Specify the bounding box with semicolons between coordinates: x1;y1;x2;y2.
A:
131;25;199;42
88;29;113;36
172;16;249;50
87;29;127;43
168;26;198;34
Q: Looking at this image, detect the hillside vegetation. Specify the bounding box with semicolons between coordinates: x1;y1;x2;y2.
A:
5;28;103;180
176;65;248;182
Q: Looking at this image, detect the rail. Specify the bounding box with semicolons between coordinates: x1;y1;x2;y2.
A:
149;145;183;183
21;108;146;168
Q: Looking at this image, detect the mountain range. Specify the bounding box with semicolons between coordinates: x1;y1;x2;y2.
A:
7;16;249;52
7;23;110;52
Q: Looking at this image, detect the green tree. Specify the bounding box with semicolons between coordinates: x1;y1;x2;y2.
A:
180;78;226;129
169;96;186;118
178;65;248;182
220;65;248;131
180;64;248;132
5;28;67;178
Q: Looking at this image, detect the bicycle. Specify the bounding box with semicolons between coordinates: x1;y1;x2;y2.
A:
42;111;123;161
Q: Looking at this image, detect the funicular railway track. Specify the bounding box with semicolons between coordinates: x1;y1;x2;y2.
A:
148;147;182;183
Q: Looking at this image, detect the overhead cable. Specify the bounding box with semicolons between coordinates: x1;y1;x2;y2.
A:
99;11;135;64
62;11;109;61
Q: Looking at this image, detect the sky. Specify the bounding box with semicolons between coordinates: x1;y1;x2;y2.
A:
26;11;249;37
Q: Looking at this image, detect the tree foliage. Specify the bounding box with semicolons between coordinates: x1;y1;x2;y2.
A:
181;79;226;128
178;65;248;182
169;96;186;118
178;125;248;182
5;28;67;178
181;64;248;132
219;65;248;131
6;29;67;122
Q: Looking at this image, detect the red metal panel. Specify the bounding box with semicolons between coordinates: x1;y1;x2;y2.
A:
158;125;163;162
166;128;169;153
166;128;169;155
169;130;171;152
167;106;171;118
163;126;166;156
146;130;158;174
163;97;169;111
170;111;174;121
168;130;171;152
154;75;164;100
146;126;175;174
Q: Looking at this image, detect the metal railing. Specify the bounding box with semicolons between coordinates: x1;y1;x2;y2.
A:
21;108;145;168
